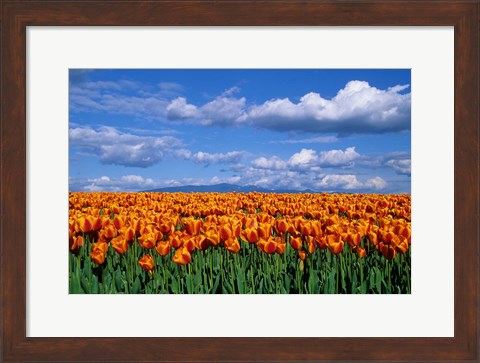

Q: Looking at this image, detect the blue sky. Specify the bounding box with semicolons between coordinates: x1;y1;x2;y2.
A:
69;69;411;193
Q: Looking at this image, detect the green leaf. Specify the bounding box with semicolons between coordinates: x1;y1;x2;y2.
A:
91;277;99;294
236;270;245;294
223;279;234;294
171;276;179;294
131;276;141;294
81;277;90;294
284;274;291;293
211;274;221;294
375;267;382;293
115;269;124;293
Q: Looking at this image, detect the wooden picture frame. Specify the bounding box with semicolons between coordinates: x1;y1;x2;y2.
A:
1;1;478;361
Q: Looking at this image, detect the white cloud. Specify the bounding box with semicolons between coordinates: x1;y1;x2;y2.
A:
317;147;360;166
247;81;410;134
316;174;387;191
276;136;338;144
386;159;411;176
251;156;287;170
165;81;410;135
76;175;159;192
251;147;361;173
364;176;388;190
166;95;247;126
190;151;244;165
166;97;198;120
317;174;363;190
70;79;169;120
69;126;182;167
158;82;184;93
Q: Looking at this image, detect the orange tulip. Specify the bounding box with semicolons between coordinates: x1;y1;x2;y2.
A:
120;226;135;242
155;241;171;256
170;232;184;248
185;218;203;236
111;235;129;255
326;234;344;254
102;224;117;240
184;237;196;252
92;240;108;254
356;247;366;258
298;250;307;261
91;249;105;265
314;236;327;250
380;242;396;260
259;237;276;254
257;223;272;239
173;247;191;265
224;237;240;253
204;228;220;246
242;227;259;243
195;235;210;250
219;225;233;241
275;241;286;254
138;233;156;249
159;219;175;234
76;216;93;233
113;215;125;230
274;219;289;234
70;235;84;251
138;254;154;271
289;236;302;250
305;235;315;254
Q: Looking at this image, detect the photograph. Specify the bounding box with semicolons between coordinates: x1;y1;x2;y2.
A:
68;69;412;294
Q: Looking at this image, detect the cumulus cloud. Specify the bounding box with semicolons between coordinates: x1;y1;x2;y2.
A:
69;126;181;167
75;175;158;192
317;147;360;167
190;151;245;165
166;97;198;120
246;81;410;134
164;80;409;135
251;156;287;170
251;147;361;173
166;94;246;126
316;174;387;191
386;159;411;176
358;152;411;176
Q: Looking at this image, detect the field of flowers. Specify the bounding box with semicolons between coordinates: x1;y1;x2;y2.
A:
69;192;411;294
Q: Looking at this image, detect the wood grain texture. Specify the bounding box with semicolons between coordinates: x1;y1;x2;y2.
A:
1;1;478;362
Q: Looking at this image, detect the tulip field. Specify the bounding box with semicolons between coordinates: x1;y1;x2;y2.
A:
69;192;411;294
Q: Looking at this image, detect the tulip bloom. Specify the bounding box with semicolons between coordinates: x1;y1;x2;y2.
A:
70;235;84;252
219;225;233;241
326;234;344;254
76;216;93;233
356;247;367;258
173;247;191;265
257;223;272;239
224;237;240;254
155;241;171;256
91;249;105;265
242;227;259;243
289;236;302;250
185;218;203;236
138;254;154;271
380;242;396;260
111;235;129;255
259;237;276;254
138;233;156;249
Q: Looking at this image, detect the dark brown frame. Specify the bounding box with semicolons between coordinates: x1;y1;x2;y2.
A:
1;1;478;362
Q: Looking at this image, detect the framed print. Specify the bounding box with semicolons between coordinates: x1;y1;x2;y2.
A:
1;1;478;362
